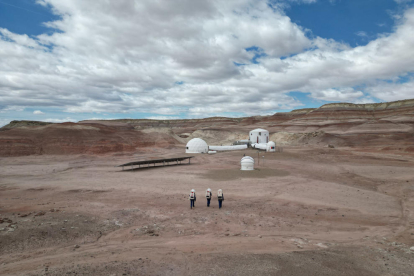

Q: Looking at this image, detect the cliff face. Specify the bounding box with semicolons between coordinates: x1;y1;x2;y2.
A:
263;99;414;149
0;123;180;156
1;99;414;156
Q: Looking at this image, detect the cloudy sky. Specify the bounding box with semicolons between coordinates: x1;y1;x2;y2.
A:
0;0;414;126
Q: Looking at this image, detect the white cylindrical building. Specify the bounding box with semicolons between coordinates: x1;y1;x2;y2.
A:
266;141;276;152
249;128;269;144
241;156;254;171
186;138;209;153
252;143;266;150
209;145;247;151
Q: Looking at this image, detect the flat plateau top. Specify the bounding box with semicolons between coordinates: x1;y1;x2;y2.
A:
117;156;194;167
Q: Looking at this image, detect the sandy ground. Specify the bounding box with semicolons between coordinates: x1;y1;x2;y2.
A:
1;146;414;275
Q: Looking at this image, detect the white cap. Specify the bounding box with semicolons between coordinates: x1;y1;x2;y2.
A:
207;188;211;192
191;189;195;192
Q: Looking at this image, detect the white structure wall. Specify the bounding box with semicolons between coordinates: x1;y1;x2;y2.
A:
266;141;276;152
241;156;254;170
186;138;209;153
249;128;269;144
209;145;247;151
252;143;267;150
252;141;276;152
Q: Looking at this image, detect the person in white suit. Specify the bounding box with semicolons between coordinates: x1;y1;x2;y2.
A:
217;189;224;209
189;189;196;209
205;188;212;207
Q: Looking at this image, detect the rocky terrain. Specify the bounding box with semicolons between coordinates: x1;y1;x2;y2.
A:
1;99;414;275
1;99;414;156
1;147;414;275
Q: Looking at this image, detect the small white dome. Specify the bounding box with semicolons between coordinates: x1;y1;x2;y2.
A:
186;138;209;153
241;156;254;170
241;156;254;163
266;141;276;152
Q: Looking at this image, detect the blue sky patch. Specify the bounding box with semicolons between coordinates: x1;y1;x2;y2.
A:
0;0;60;35
287;92;327;109
284;0;403;47
245;46;268;64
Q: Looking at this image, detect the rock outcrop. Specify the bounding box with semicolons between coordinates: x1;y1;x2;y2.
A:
0;123;180;156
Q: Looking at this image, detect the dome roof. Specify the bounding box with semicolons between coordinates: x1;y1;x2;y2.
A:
241;156;254;163
267;141;276;147
241;156;255;171
250;128;269;133
186;138;209;153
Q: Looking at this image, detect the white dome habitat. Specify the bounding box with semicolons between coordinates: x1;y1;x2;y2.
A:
186;138;209;153
241;156;255;171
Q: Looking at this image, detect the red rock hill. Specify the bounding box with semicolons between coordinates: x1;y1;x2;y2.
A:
1;99;413;156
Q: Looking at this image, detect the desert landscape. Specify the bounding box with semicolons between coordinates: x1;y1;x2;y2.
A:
1;100;414;275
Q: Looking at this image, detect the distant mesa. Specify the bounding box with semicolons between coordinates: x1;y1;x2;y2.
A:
289;108;316;114
0;98;413;156
2;120;53;129
318;98;414;110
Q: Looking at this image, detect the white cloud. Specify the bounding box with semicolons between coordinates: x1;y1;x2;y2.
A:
1;0;312;117
33;110;45;115
366;79;414;102
355;31;368;37
0;119;11;127
0;1;413;120
0;106;25;113
285;0;318;4
310;88;364;102
83;117;118;121
146;116;181;120
43;117;77;123
394;0;413;4
353;96;376;104
0;28;44;49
